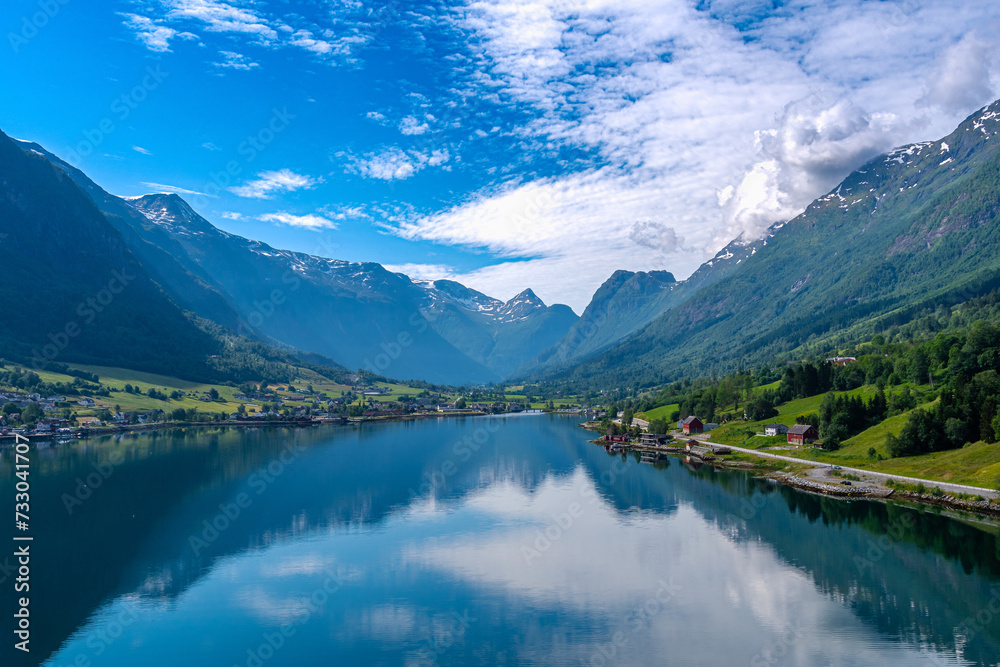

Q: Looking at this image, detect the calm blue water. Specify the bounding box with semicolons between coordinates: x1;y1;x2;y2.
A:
3;414;1000;666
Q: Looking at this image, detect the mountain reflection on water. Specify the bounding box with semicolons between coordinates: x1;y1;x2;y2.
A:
2;415;997;666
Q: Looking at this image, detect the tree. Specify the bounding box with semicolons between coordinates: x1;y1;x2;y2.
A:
649;418;670;434
2;402;18;415
20;402;42;424
622;408;634;428
909;349;930;385
208;388;220;400
455;397;467;409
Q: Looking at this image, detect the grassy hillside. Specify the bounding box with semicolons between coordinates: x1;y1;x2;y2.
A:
547;101;1000;391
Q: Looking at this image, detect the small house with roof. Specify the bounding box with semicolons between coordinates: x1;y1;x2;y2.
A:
787;424;819;445
681;416;703;435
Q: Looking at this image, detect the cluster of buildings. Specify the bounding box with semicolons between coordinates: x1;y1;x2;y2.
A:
676;415;820;446
764;423;819;444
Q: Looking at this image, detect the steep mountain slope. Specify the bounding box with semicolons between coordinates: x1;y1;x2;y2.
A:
12;140;241;330
128;195;577;384
0;130;221;377
129;194;498;385
9;134;576;385
416;283;578;378
524;228;779;377
525;270;678;374
550;99;1000;388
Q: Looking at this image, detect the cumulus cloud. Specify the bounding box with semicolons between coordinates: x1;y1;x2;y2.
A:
386;0;1000;309
629;221;685;255
259;212;337;230
918;35;998;114
716;98;904;245
230;169;322;199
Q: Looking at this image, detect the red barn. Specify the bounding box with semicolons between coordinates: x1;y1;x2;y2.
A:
681;416;703;435
787;424;818;445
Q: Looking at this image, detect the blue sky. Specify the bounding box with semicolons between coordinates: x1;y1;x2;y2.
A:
3;0;999;311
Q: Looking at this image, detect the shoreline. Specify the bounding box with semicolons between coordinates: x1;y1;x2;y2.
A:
585;426;1000;519
3;408;570;445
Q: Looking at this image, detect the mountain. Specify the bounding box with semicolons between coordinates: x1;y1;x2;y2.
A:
126;195;577;385
4;134;577;385
416;283;579;378
525;229;779;377
0;129;222;377
12;140;242;331
541;99;1000;388
524;270;678;374
4;131;576;385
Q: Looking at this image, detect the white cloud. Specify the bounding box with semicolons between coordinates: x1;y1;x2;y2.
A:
382;263;459;281
202;142;221;151
221;211;243;220
386;0;1000;309
716;98;905;246
214;50;259;70
123;0;374;63
346;147;451;181
399;116;430;135
919;35;998;114
230;169;322;199
259;212;337;230
132;145;153;155
163;0;277;40
121;14;177;52
139;182;212;197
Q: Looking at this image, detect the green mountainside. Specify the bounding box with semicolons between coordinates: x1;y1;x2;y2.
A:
542;100;1000;389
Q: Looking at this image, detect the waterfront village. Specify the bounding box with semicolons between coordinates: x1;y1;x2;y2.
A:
0;365;555;442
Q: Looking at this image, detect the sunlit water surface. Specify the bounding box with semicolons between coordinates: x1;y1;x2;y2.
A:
3;414;1000;666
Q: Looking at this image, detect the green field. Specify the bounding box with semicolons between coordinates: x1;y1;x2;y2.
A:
696;383;1000;489
638;403;679;421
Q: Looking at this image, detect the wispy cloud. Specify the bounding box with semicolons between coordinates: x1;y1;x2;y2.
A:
120;14;176;52
382;263;458;281
121;0;376;64
399;115;430;135
345;147;450;181
385;0;1000;309
164;0;277;40
230;169;322;199
139;182;211;197
214;50;259;70
259;212;337;230
132;145;153;155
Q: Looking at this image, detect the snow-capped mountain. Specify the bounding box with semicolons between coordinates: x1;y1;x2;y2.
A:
536;98;1000;386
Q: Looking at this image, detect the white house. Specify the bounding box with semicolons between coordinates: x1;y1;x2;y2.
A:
764;423;789;437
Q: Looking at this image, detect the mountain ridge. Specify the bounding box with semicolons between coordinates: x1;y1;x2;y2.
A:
537;98;1000;388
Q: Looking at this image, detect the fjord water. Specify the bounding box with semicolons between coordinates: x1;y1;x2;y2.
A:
4;415;1000;666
